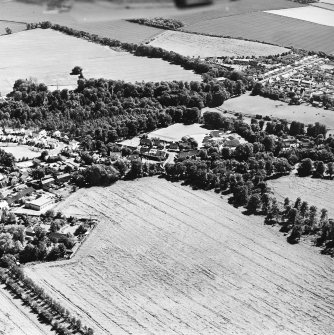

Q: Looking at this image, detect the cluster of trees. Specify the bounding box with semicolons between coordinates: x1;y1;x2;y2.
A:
0;148;15;168
0;266;94;335
0;212;75;266
72;155;162;186
1;78;240;147
265;197;333;247
297;158;334;178
128;17;184;30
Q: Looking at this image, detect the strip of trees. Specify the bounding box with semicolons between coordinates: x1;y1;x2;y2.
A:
127;17;184;30
0;266;94;335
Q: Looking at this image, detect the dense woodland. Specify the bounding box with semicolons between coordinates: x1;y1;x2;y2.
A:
0;77;245;144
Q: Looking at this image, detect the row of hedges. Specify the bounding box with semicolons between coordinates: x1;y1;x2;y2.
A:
0;266;94;335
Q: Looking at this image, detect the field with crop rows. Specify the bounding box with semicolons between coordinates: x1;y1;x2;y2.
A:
0;28;200;96
25;178;334;335
266;6;334;27
185;12;334;54
149;30;289;58
268;174;334;218
169;0;304;26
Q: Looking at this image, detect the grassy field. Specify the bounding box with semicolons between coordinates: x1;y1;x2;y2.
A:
25;178;334;335
0;20;27;35
0;285;54;335
266;6;334;27
268;174;334;217
0;145;41;160
222;95;334;135
148;123;209;143
185;12;334;54
148;30;289;58
0;28;200;95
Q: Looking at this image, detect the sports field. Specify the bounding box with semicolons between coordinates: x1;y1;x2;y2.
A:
0;28;200;95
25;178;334;335
185;12;334;54
149;30;289;58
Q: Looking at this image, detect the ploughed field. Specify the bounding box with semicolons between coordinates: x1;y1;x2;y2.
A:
185;12;334;54
148;31;289;58
0;28;200;95
25;178;334;335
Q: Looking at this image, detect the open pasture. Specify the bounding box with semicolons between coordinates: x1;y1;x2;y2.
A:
149;30;289;58
25;178;334;335
185;12;334;54
222;95;334;134
268;174;334;217
266;6;334;28
0;28;200;96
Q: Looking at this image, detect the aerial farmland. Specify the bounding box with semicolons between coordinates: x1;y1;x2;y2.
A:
25;178;334;335
0;0;334;335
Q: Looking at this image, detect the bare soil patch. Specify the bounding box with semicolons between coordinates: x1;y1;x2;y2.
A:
25;178;334;335
149;30;288;58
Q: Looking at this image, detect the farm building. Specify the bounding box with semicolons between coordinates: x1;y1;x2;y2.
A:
25;195;55;211
56;173;71;183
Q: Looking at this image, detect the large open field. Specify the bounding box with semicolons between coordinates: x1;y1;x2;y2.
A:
222;95;334;135
185;12;334;54
148;30;289;58
148;123;209;143
266;6;334;27
0;28;200;95
0;285;54;335
25;178;334;335
0;145;41;160
268;174;334;217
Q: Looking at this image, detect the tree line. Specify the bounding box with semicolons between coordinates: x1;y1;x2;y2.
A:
0;266;94;335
